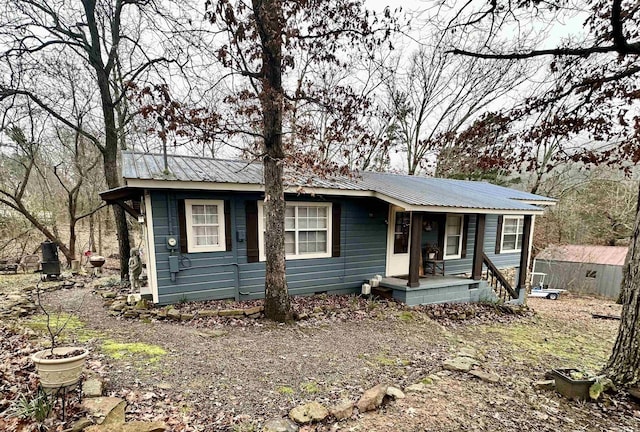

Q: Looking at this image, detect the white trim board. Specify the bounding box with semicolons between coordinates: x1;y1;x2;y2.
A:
125;179;545;216
143;191;159;303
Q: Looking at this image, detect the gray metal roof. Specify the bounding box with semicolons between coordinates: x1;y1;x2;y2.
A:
122;151;554;212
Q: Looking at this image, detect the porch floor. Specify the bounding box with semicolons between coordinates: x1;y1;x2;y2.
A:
380;275;494;306
381;275;474;291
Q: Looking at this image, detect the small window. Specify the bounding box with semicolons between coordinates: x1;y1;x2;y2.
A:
586;270;597;279
501;216;524;253
185;199;226;253
393;211;411;254
444;215;463;259
258;202;332;260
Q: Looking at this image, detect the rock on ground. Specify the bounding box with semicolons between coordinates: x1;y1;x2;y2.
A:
262;418;299;432
386;386;406;399
289;401;329;424
468;370;500;384
356;384;388;413
81;397;126;425
443;356;478;372
330;400;354;420
83;378;104;398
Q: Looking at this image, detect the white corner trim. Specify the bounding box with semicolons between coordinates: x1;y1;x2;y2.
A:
143;191;159;303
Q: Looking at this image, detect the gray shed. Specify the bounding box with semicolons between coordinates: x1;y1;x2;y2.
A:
532;245;628;299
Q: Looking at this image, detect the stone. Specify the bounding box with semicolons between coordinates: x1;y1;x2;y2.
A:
195;330;226;338
443;357;478;372
166;309;181;320
263;418;299;432
356;384;388;413
243;306;263;316
180;313;194;321
123;310;138;318
386;386;406;399
134;300;150;310
81;397;126;425
289;401;329;424
468;370;500;384
102;292;116;299
533;380;556;391
63;417;93;432
198;309;219;318
156;309;167;319
63;281;75;288
248;313;261;319
110;301;127;312
83;378;104;397
127;294;142;305
457;347;478;359
84;421;166;432
75;282;85;288
218;309;245;317
329;400;354;420
156;382;173;390
405;383;428;393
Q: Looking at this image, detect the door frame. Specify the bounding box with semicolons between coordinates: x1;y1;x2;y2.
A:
385;205;411;276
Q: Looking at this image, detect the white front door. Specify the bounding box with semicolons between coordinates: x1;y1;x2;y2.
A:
386;206;411;276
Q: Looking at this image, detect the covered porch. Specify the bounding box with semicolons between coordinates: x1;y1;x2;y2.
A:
379;275;495;306
387;209;534;305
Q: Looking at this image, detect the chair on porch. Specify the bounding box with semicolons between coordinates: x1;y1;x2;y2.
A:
422;246;445;276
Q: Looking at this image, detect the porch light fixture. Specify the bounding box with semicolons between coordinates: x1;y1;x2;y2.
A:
423;220;432;231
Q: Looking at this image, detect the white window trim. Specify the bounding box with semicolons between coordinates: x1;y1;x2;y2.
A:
185;199;226;253
257;202;332;261
443;214;464;260
500;215;524;253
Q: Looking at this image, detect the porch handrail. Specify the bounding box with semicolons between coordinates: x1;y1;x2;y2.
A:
481;252;518;301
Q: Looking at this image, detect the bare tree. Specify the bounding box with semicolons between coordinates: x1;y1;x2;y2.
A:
447;0;640;386
0;0;197;277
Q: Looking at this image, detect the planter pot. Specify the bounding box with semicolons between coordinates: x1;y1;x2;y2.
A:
32;347;88;389
428;253;436;260
552;368;596;401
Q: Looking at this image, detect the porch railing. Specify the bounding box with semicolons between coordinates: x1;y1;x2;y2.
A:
481;252;518;302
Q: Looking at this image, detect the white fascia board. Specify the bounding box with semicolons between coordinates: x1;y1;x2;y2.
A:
513;199;557;206
125;178;373;198
127;179;544;215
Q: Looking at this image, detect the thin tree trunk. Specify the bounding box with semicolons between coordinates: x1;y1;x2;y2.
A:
604;182;640;386
254;0;292;322
89;213;96;252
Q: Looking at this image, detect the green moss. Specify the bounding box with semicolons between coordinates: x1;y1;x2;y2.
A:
420;377;434;385
276;386;295;395
26;313;101;343
481;322;612;371
399;311;415;321
300;381;320;394
101;340;167;363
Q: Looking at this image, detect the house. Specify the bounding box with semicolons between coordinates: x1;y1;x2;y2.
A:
100;152;556;306
533;245;628;299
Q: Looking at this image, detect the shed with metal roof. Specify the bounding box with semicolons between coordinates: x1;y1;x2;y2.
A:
533;245;628;299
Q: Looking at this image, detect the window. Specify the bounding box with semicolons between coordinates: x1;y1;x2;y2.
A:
258;202;332;260
444;215;463;259
393;211;411;254
185;199;226;253
500;216;524;253
586;270;597;279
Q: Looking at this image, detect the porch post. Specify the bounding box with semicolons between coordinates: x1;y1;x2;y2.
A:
472;214;486;280
408;212;423;288
517;215;533;292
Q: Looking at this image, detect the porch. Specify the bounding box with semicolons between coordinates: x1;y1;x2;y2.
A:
380;275;495;306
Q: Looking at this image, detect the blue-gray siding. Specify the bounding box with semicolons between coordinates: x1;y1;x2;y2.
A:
150;191;387;304
149;190;525;304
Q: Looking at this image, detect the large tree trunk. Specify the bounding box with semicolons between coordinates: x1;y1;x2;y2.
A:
104;149;130;279
254;0;292;322
83;0;130;279
604;182;640;386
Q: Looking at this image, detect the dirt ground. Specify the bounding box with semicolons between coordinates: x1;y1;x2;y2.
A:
1;275;639;432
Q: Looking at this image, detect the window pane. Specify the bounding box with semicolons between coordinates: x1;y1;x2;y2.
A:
446;234;460;255
192;205;205;215
393;212;410;254
285;232;295;254
193;214;206;225
503;235;517;250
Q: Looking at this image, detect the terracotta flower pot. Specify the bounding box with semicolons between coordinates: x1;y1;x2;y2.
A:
32;347;88;389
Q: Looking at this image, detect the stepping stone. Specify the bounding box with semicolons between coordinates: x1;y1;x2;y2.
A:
289;401;329;424
263;418;299;432
82;378;104;397
82;397;126;425
356;384;388;413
